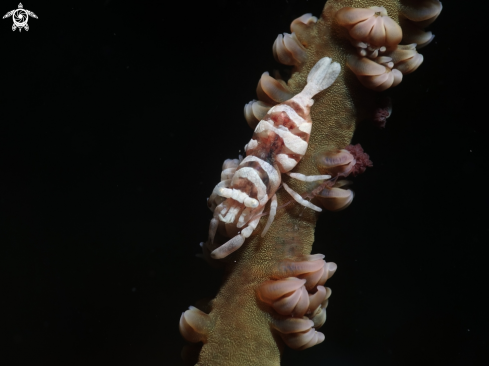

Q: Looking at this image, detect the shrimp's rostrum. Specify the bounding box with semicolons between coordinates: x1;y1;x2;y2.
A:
205;57;341;259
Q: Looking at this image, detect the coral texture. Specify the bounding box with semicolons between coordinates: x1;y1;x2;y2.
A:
180;1;441;365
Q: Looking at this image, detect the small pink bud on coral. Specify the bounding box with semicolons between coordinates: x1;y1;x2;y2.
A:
345;144;373;176
372;97;392;128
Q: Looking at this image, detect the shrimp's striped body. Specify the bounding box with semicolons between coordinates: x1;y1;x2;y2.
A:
206;57;341;259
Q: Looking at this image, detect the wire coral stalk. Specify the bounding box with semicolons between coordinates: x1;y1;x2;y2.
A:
181;0;441;364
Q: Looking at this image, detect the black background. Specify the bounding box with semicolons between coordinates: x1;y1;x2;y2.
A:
1;1;487;365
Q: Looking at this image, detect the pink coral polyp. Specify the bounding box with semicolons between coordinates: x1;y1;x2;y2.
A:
336;6;402;49
345;144;373;176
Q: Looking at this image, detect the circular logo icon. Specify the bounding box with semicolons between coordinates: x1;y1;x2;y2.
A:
12;9;28;27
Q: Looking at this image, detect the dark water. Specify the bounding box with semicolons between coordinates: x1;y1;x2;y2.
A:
1;0;486;365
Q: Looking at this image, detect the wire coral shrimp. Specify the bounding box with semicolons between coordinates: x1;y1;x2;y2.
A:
205;57;341;260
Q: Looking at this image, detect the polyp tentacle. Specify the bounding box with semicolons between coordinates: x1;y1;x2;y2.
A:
399;0;442;47
179;306;212;343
